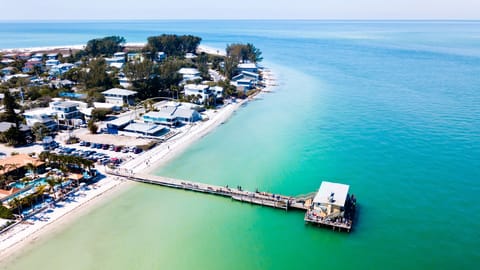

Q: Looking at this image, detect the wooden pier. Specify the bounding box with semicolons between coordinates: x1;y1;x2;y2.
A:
106;169;355;232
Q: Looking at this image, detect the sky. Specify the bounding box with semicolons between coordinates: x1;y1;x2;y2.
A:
1;0;480;20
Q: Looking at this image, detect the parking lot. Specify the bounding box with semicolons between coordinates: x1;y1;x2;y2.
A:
46;140;143;167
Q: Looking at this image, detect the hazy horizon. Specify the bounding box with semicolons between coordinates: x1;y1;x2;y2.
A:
2;0;479;21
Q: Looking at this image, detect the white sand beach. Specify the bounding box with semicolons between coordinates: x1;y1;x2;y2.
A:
0;93;273;262
0;42;277;261
0;43;221;55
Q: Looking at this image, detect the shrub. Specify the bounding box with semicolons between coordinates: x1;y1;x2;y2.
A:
0;205;14;220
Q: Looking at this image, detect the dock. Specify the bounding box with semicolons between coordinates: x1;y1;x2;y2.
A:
106;169;355;232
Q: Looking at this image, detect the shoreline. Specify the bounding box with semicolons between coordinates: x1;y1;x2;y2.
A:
0;42;277;261
0;43;223;55
0;175;133;262
0;97;259;263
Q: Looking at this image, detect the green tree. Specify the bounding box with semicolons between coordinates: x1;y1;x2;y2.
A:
0;205;14;219
24;162;37;178
85;36;126;57
145;34;201;57
0;91;21;124
87;119;98;134
82;58;114;89
124;59;154;82
31;122;50;141
226;43;262;63
0;126;26;146
8;197;22;215
46;177;59;200
91;108;112;121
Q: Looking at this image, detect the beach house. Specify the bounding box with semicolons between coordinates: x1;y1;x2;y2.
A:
22;59;43;73
46;59;60;69
1;67;15;76
210;86;224;99
143;102;201;126
102;88;137;106
178;67;202;82
237;63;259;73
49;63;74;75
105;55;125;69
46;53;58;60
23;110;58;130
183;84;211;103
49;101;82;121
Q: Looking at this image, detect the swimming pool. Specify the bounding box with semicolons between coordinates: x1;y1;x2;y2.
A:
11;178;48;189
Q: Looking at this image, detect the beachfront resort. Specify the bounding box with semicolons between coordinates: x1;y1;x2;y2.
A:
0;35;273;254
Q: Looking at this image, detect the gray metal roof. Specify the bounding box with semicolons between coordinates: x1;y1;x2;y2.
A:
123;122;167;135
102;88;138;96
107;117;133;127
0;122;30;133
145;106;197;120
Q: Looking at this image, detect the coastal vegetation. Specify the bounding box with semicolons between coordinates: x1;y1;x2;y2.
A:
144;34;201;57
0;33;264;147
84;36;126;57
0;205;14;220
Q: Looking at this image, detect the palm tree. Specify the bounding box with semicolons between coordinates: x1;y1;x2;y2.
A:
46;177;60;200
35;184;47;204
0;165;5;189
25;162;36;179
9;197;23;216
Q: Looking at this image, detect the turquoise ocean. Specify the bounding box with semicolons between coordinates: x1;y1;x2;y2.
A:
1;21;479;269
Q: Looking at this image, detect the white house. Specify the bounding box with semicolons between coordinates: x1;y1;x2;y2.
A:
105;57;125;68
118;73;131;88
183;84;211;103
46;59;60;69
102;88;137;106
46;53;58;60
231;78;254;92
23;110;58;130
210;86;224;99
178;67;202;82
49;63;74;75
1;59;15;65
156;52;166;61
49;101;82;120
237;63;258;73
1;67;15;76
114;52;126;58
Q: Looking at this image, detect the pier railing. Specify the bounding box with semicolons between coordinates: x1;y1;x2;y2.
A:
106;169;354;232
